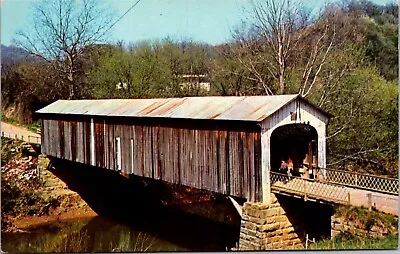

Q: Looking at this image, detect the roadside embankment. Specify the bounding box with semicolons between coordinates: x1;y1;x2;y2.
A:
1;137;96;232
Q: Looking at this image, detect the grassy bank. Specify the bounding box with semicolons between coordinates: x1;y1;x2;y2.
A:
309;232;398;250
308;205;399;250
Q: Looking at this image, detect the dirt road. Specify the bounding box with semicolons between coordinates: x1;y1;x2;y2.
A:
1;121;40;144
349;188;398;216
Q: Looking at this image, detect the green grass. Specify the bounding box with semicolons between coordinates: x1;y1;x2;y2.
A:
0;112;21;126
309;233;399;250
336;205;398;232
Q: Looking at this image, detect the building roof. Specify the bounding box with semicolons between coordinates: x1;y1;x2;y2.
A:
36;94;329;122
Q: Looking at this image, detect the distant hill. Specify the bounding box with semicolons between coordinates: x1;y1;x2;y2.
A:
1;45;37;66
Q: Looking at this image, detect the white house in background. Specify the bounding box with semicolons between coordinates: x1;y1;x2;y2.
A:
116;82;128;90
179;74;211;92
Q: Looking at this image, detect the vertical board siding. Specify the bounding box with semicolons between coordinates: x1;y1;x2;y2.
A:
58;121;64;159
143;126;153;178
133;125;143;176
84;122;88;164
63;121;71;161
41;119;47;154
94;121;104;168
254;132;262;201
70;122;77;162
218;130;228;194
76;122;84;163
121;124;131;174
153;126;161;179
41;118;262;201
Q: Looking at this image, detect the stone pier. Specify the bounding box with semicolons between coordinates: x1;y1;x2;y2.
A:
239;193;334;250
239;194;303;250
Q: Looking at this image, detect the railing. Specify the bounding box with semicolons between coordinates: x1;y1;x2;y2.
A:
270;171;350;205
1;131;41;144
323;168;399;195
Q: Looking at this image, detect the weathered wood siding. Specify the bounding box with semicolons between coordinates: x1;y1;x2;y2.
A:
259;99;328;202
41;117;262;201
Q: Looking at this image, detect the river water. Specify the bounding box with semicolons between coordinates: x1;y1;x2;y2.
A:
2;160;243;252
2;216;186;252
1;201;241;253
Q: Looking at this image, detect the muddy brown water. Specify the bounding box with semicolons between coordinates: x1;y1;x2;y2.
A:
1;201;241;253
1;216;187;252
2;158;243;252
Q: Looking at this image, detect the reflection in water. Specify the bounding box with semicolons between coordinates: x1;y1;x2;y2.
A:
2;158;243;252
2;199;241;253
2;216;186;253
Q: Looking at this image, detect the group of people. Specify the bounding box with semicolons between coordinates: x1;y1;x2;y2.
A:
279;158;316;179
279;159;293;176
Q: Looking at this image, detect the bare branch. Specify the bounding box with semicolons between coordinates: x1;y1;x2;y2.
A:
15;0;114;99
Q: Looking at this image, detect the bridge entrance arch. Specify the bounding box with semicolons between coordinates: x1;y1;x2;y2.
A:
270;123;318;178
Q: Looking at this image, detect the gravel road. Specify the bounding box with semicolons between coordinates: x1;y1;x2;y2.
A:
1;121;41;144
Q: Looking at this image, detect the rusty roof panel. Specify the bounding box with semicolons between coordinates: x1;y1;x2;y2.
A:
36;95;321;122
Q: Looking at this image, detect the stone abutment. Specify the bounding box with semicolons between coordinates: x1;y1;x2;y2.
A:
239;194;334;250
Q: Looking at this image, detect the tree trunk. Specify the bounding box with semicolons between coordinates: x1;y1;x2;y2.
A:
278;44;285;95
67;59;74;100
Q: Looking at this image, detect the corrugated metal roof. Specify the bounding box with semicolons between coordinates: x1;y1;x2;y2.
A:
36;94;326;122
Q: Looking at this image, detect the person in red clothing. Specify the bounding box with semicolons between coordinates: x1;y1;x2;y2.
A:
287;157;293;172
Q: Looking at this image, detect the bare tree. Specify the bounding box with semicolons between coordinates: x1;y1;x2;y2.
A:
246;0;309;94
298;22;336;98
233;0;336;96
16;0;114;99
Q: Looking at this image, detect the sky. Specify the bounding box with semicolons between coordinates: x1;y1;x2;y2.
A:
0;0;396;47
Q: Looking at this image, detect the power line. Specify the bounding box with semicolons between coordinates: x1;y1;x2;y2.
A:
101;0;142;37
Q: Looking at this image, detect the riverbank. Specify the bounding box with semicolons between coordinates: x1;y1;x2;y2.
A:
1;137;97;233
7;201;96;232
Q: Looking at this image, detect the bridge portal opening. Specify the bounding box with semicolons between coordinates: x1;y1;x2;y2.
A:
271;123;318;178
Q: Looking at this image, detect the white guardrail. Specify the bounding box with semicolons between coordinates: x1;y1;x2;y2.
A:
1;131;41;144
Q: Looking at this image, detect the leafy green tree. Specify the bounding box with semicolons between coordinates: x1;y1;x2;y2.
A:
88;40;214;99
210;43;263;96
362;16;398;81
343;0;398;80
325;67;398;175
1;61;64;123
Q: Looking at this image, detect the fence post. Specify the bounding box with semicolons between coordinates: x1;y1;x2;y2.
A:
347;192;351;204
355;174;358;187
1;131;3;137
305;234;309;249
367;193;372;210
304;180;308;201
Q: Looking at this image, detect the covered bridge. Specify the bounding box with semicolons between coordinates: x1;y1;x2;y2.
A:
36;95;330;202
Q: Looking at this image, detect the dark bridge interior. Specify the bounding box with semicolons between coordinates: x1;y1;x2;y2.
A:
271;123;318;175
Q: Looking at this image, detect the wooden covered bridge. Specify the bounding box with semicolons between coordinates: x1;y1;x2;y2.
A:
36;94;336;203
35;95;399;249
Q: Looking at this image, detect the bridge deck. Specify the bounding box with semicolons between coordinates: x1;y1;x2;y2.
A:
271;172;398;216
271;173;349;204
